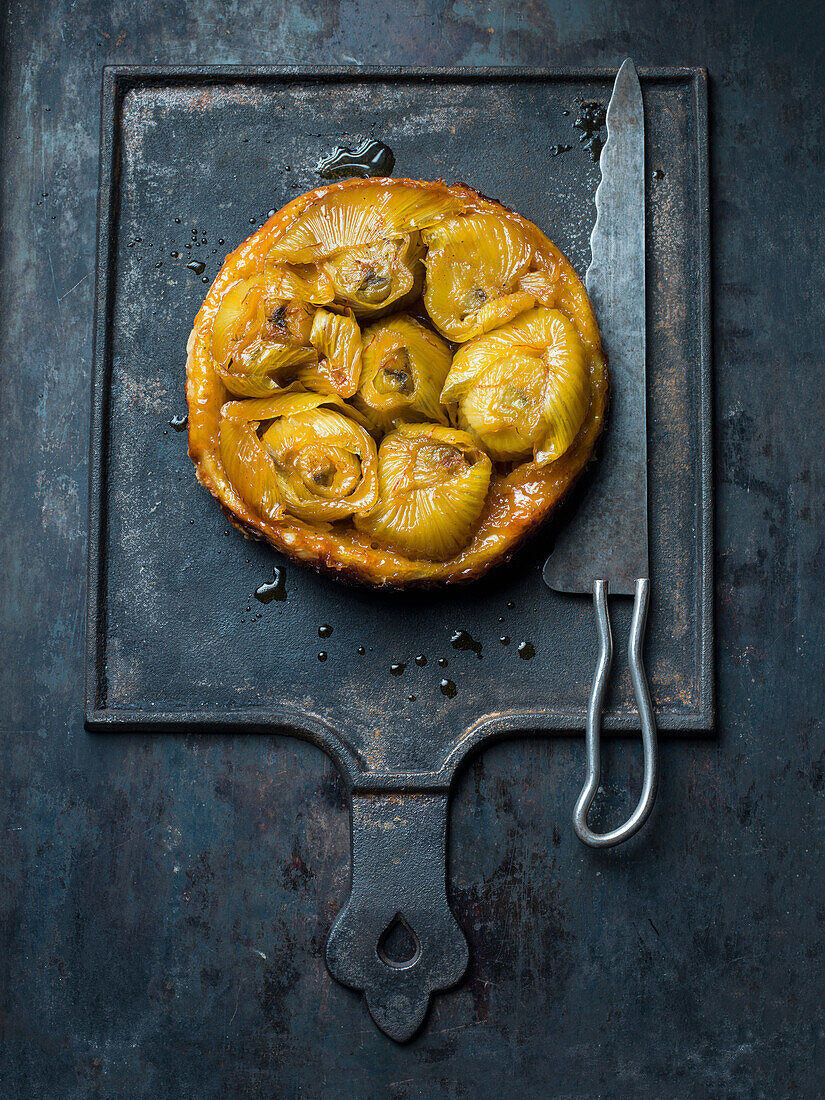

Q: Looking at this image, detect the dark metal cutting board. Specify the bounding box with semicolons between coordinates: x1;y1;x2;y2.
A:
86;66;712;1040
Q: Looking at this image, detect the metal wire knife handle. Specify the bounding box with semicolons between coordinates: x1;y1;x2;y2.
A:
573;577;659;847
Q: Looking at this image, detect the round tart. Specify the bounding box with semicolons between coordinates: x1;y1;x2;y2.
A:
186;178;607;586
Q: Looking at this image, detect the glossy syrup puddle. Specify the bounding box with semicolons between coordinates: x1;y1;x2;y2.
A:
317;139;395;180
254;566;287;604
450;630;483;659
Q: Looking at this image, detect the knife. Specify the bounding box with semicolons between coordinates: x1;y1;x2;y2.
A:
543;58;658;847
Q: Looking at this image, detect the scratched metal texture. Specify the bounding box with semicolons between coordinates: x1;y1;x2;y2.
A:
1;1;823;1097
87;68;711;789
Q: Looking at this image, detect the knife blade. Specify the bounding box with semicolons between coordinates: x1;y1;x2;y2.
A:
543;57;648;596
541;59;658;848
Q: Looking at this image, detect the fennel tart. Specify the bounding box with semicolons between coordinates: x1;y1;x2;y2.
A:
186;177;607;587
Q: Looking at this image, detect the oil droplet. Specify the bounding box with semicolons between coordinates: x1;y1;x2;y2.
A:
408;694;417;702
506;600;515;609
652;168;665;180
169;414;188;431
440;678;457;698
317;138;395;180
174;217;181;223
573;101;607;162
357;646;365;655
414;654;427;667
318;624;333;639
170;251;180;258
187;260;206;274
518;641;535;660
318;651;328;662
390;663;405;676
549;143;572;156
437;657;448;668
500;635;510;645
254;566;287;603
451;630;482;658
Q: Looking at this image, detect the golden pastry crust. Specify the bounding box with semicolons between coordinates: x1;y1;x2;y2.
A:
186;178;608;587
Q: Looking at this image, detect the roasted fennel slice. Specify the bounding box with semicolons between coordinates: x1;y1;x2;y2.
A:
263;300;316;346
218;337;318;398
355;424;491;560
220;305;362;399
321;235;424;318
441;307;590;464
214;283;319;394
263;258;336;304
352;314;452;434
211;278;268;366
302;307;363;397
422;213;536;342
219;390;378;523
267;182;465;264
518;268;560;307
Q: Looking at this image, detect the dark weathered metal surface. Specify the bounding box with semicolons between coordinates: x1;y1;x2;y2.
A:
2;0;824;1093
85;67;710;1035
87;68;712;763
544;57;649;595
326;793;468;1041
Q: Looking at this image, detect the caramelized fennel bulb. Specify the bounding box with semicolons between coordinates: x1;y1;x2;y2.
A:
355;425;492;560
441;307;590;464
219;390;377;523
422;213;536;341
353;314;452;433
186;178;608;586
321;235;425;318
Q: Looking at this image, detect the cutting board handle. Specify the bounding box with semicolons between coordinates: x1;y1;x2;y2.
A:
325;790;468;1042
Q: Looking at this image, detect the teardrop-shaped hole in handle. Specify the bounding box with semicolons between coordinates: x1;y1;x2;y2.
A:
325;792;469;1041
377;913;421;970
